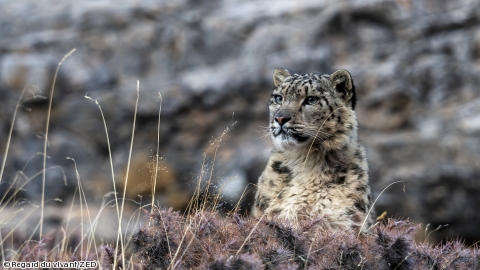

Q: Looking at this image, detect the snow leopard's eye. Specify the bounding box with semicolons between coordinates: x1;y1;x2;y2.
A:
305;96;319;105
273;95;283;105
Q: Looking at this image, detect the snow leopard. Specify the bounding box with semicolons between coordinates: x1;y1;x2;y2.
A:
252;68;374;231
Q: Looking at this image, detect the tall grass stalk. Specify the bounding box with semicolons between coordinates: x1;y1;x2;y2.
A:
67;157;99;261
117;80;140;267
0;86;27;185
357;180;405;239
40;48;76;239
151;92;163;214
58;185;77;257
84;94;124;269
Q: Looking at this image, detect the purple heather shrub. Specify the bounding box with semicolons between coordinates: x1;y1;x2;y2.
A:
128;207;479;270
2;207;477;269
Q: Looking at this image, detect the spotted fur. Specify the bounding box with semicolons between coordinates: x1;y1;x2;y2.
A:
253;68;374;232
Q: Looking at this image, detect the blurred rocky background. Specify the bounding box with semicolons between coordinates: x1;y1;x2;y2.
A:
0;0;479;244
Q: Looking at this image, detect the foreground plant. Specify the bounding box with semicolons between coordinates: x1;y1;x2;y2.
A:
128;207;479;270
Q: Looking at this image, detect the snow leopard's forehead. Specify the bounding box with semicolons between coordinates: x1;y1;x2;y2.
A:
273;73;333;99
270;70;357;111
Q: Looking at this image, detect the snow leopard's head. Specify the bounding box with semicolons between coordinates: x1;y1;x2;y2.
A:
268;68;358;150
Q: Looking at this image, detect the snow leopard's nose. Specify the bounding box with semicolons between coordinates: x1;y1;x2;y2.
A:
275;114;292;126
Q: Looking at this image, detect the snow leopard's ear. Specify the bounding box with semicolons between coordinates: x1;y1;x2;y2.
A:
273;68;291;87
330;69;356;110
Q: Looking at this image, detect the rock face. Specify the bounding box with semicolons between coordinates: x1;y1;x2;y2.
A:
0;0;479;244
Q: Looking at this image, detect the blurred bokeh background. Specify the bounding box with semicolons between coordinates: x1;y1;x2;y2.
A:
0;0;479;245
